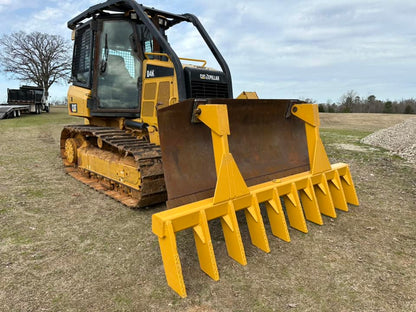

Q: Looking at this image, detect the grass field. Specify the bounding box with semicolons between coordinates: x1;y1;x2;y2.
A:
0;107;415;311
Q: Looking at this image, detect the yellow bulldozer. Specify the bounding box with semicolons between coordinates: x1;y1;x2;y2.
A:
63;0;359;297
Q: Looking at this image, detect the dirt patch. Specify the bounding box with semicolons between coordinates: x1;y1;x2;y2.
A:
331;143;377;152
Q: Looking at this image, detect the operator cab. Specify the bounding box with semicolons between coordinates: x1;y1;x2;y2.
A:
72;14;167;117
69;1;232;119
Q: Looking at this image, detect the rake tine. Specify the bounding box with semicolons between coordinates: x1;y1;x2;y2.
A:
327;170;348;212
299;178;324;225
244;195;270;253
220;201;247;265
265;188;290;242
313;174;337;218
193;210;219;281
336;165;360;205
283;183;308;233
157;221;187;298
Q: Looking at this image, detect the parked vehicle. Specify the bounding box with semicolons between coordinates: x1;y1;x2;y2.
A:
0;86;49;119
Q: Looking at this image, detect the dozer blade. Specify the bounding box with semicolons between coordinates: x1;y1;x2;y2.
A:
153;99;359;297
158;99;311;208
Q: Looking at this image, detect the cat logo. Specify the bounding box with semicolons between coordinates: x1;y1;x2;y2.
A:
70;103;77;113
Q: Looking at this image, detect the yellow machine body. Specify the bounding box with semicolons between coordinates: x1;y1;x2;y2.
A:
63;0;360;298
67;85;91;118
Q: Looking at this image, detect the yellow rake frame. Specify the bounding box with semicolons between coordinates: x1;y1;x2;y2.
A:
152;103;359;297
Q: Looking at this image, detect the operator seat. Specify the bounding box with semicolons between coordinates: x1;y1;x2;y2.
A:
98;54;139;109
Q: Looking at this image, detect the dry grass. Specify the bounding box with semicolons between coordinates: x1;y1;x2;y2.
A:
1;108;415;311
319;112;415;131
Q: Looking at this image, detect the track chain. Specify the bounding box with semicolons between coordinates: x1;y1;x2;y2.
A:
60;125;166;208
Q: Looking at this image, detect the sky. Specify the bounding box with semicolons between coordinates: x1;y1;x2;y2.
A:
0;0;415;103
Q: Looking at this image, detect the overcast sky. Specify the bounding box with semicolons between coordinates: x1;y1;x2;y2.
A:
0;0;415;103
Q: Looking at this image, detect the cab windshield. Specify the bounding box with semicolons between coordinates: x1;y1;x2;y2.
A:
97;20;141;109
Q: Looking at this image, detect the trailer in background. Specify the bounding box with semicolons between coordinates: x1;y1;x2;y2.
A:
0;105;30;119
1;86;49;119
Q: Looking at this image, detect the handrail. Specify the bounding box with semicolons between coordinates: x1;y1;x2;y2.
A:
144;52;171;62
179;57;206;67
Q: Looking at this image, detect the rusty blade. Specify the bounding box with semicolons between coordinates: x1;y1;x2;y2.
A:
157;99;310;208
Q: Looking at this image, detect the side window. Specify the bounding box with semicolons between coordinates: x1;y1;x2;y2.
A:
72;24;92;87
144;40;153;53
137;24;154;55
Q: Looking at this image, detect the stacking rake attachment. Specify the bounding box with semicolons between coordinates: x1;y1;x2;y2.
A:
152;101;359;297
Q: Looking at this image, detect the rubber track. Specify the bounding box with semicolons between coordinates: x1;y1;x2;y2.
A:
61;125;166;208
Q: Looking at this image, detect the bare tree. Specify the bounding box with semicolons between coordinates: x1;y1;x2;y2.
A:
0;31;72;99
366;95;376;113
339;90;357;113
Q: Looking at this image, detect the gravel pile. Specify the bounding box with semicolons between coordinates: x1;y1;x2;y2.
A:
361;117;416;165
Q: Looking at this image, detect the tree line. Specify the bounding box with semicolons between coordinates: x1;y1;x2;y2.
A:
316;90;415;114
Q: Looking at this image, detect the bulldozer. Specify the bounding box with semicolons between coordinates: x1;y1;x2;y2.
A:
63;0;359;297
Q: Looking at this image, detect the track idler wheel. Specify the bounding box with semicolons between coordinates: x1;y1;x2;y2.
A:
64;138;81;164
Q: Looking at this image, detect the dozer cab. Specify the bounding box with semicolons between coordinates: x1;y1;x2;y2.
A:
63;0;359;297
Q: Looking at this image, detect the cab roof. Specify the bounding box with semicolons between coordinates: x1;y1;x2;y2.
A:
68;0;188;30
